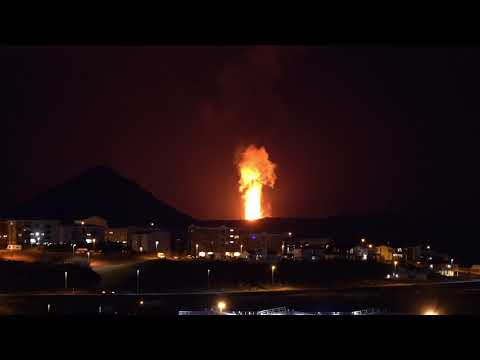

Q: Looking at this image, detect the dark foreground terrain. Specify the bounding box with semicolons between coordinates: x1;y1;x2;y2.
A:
1;281;480;315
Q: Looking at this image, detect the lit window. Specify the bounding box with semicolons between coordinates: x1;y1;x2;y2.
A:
199;251;206;257
230;229;234;232
362;254;368;261
207;252;214;255
233;252;241;257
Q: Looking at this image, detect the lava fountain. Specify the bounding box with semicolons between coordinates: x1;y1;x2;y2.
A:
237;145;277;221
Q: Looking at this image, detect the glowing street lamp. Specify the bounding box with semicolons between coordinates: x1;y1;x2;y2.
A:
87;251;90;264
361;238;366;243
271;265;276;284
64;271;68;289
423;308;438;316
93;238;96;251
136;269;140;294
207;268;211;289
155;240;159;252
217;301;226;313
72;243;76;256
281;242;285;254
195;243;199;257
393;260;398;277
240;244;244;254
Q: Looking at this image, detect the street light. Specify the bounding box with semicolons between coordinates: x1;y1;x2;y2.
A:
64;271;68;289
361;238;366;243
72;244;76;256
281;242;285;254
394;260;398;277
136;269;140;294
87;251;90;264
217;301;226;313
423;308;438;316
240;244;244;254
207;268;211;289
271;265;276;284
93;238;96;251
195;243;199;257
155;240;159;252
451;258;454;265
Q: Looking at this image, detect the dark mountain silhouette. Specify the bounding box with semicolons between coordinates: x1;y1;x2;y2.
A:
5;166;194;229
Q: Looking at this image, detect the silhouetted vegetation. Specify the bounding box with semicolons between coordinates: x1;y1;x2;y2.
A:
0;260;100;291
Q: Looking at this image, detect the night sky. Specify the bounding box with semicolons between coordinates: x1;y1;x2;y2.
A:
2;46;480;220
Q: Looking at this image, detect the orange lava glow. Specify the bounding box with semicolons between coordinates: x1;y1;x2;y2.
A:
238;145;277;221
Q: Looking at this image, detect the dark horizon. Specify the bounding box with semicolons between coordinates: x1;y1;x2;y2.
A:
2;46;480;220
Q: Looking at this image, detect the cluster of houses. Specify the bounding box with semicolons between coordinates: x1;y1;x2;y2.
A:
0;216;172;256
0;217;464;278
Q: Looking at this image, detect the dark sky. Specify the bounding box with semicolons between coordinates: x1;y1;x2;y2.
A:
2;46;480;220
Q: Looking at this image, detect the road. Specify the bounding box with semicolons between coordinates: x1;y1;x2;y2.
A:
1;278;479;297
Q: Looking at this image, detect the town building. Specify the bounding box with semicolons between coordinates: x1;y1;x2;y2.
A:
188;224;290;261
0;218;60;247
58;216;108;247
131;229;171;254
376;245;394;263
105;227;130;247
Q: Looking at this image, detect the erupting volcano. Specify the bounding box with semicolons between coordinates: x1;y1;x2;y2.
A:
237;145;277;221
